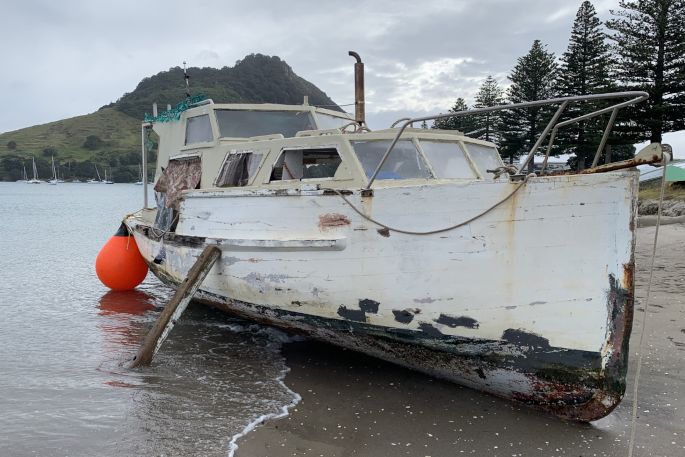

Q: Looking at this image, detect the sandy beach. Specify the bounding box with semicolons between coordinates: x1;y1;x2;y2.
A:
236;224;685;456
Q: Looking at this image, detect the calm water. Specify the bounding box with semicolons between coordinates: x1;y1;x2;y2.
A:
0;182;300;456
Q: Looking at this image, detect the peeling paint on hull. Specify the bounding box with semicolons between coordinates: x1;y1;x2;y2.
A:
146;260;632;422
130;171;638;422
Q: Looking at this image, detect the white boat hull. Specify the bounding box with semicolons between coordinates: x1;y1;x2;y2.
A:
130;171;638;421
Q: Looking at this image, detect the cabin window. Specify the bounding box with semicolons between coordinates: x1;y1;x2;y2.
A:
464;144;502;179
215;110;315;138
185;115;213;145
419;141;475;179
270;148;342;181
215;152;264;187
351;140;432;180
316;113;354;130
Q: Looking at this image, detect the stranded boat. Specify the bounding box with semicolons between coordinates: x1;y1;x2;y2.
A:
123;54;669;422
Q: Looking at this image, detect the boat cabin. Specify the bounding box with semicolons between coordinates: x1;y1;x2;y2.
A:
149;101;504;215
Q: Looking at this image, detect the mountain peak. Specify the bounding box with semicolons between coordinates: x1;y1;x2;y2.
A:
114;54;340;119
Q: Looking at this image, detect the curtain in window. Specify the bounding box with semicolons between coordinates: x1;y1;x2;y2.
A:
215;153;252;187
153;157;202;210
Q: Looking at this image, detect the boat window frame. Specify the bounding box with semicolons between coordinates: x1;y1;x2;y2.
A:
264;144;350;184
350;137;435;182
214;109;318;140
459;141;504;180
184;112;215;147
213;148;267;188
414;139;482;180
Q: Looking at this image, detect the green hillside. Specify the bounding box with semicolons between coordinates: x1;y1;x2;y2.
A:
0;54;339;182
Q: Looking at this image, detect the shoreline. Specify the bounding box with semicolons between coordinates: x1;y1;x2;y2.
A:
236;224;685;456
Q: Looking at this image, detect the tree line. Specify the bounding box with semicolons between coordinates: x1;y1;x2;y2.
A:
433;0;685;171
1;150;156;182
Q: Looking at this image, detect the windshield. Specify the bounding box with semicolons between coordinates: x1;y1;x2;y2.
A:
215;110;315;138
352;140;432;180
316;113;354;130
419;141;475;179
465;143;501;179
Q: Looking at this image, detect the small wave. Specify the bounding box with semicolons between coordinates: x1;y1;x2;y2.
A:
227;364;302;457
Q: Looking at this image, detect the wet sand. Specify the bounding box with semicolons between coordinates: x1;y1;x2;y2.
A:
236;224;685;456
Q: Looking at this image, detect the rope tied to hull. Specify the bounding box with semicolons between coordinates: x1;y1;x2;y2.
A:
627;158;668;457
121;208;145;250
487;165;519;180
323;173;536;236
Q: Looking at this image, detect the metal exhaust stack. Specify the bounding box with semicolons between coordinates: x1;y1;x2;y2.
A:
348;51;365;125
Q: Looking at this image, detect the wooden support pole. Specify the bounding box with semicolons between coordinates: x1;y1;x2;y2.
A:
130;245;221;368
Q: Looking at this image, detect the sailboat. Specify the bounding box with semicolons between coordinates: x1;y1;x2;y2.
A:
48;156;58;185
27;157;41;184
16;164;28;183
135;164;144;185
105;168;114;184
88;165;103;183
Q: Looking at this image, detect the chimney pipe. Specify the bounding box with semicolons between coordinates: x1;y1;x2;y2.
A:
348;51;365;125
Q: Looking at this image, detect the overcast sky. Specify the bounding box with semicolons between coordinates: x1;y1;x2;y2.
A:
1;0;683;157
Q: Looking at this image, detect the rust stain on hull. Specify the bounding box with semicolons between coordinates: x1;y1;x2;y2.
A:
318;213;351;230
553;154;661;176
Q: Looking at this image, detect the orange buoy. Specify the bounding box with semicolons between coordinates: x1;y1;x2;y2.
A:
96;223;148;290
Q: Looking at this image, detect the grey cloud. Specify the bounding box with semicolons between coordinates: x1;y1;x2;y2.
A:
0;0;646;134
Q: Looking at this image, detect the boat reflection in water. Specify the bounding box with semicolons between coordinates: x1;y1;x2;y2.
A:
96;289;156;388
98;289;156;318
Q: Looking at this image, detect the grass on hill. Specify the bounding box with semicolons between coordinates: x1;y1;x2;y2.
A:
0;108;140;162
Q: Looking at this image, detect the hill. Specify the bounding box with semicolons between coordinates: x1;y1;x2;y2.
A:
0;54;340;182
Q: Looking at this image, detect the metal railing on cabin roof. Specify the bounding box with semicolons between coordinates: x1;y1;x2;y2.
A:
365;91;649;189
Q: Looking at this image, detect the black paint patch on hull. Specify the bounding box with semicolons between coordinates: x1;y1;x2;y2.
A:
359;299;380;314
436;314;479;329
337;306;366;322
393;309;415;324
501;329;550;348
418;322;444;337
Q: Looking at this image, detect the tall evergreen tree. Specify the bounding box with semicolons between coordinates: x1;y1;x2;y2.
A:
607;0;685;144
499;40;558;167
471;76;505;144
432;98;476;134
557;1;615;170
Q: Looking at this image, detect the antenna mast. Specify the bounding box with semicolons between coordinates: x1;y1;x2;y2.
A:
183;61;190;99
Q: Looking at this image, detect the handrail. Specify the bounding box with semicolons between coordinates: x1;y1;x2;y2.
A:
365;91;648;189
190;99;214;107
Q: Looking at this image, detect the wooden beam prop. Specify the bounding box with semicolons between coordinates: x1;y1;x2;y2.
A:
130;245;221;368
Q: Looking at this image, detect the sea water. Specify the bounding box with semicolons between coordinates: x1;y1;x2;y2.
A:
0;182;300;456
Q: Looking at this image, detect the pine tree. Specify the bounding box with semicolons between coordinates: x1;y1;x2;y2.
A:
607;0;685;144
557;1;615;170
432;98;476;134
471;76;505;144
499;40;558;168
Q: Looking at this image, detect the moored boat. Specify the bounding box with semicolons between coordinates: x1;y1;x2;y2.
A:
27;157;41;184
122;54;669;422
16;164;28;183
48;156;58;185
